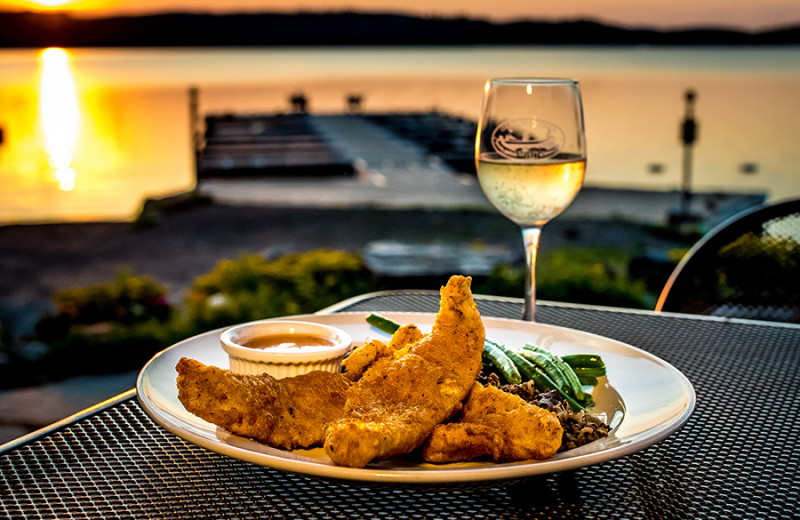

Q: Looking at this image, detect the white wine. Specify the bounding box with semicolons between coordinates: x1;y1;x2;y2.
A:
476;78;586;321
477;155;585;226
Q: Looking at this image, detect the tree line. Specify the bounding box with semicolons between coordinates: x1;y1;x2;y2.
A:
1;11;798;47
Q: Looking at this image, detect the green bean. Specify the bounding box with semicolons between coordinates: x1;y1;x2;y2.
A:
519;349;575;397
365;313;401;334
572;366;607;386
494;342;586;412
573;372;599;386
561;354;606;370
484;340;522;385
497;345;554;391
523;344;586;401
570;366;606;377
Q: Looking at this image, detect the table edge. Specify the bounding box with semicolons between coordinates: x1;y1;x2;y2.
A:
0;388;137;454
319;290;800;329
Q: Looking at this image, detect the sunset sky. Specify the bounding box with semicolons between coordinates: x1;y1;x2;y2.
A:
2;0;799;31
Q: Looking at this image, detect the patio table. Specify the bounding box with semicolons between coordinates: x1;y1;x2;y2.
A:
1;290;798;519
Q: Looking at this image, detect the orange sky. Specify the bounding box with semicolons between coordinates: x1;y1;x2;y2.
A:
2;0;799;30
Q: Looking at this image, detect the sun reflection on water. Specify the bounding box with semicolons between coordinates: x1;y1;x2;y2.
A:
39;47;79;191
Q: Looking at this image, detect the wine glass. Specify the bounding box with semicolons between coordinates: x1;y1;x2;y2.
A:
475;78;586;321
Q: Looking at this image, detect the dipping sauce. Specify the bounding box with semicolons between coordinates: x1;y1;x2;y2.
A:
221;319;352;377
241;334;337;352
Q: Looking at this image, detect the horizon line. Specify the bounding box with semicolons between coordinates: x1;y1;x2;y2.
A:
1;8;798;34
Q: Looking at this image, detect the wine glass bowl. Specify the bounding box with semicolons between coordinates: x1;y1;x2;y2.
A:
475;78;586;320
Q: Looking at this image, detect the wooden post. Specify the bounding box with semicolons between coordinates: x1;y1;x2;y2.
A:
680;89;698;217
189;86;200;179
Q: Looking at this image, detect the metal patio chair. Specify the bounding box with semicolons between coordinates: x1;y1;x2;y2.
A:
656;198;800;323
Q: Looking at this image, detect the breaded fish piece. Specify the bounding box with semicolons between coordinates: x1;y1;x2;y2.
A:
176;357;351;449
324;275;485;468
387;324;424;350
341;339;391;381
341;324;423;381
421;422;503;463
422;382;563;463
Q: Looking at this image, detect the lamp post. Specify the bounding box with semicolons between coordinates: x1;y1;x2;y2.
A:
680;89;698;217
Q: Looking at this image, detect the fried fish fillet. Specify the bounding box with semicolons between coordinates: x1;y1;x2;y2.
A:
324;275;485;467
176;357;351;449
422;382;563;463
341;324;423;381
340;339;390;381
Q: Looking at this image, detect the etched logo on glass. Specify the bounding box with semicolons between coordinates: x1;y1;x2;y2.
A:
491;118;565;160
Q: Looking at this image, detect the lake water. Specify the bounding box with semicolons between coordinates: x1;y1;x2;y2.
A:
1;46;798;224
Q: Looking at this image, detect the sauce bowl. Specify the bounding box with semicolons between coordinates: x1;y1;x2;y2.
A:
220;319;352;378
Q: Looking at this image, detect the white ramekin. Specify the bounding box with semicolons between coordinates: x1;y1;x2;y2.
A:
220;319;352;378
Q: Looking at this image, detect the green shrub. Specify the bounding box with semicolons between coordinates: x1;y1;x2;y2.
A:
473;263;525;297
477;247;651;309
47;269;171;325
185;249;380;330
540;249;650;308
27;270;172;383
23;250;382;384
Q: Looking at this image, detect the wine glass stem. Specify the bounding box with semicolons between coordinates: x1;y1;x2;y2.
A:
521;226;542;322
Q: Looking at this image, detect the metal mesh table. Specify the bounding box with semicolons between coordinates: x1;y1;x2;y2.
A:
2;292;799;519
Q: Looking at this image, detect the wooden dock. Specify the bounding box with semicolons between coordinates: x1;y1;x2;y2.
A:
197;113;356;178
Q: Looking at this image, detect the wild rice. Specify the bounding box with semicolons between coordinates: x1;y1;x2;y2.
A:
479;371;609;452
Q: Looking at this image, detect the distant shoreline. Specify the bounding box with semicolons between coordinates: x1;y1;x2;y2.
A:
1;11;798;48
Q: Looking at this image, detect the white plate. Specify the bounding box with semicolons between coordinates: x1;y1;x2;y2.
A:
137;312;695;485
